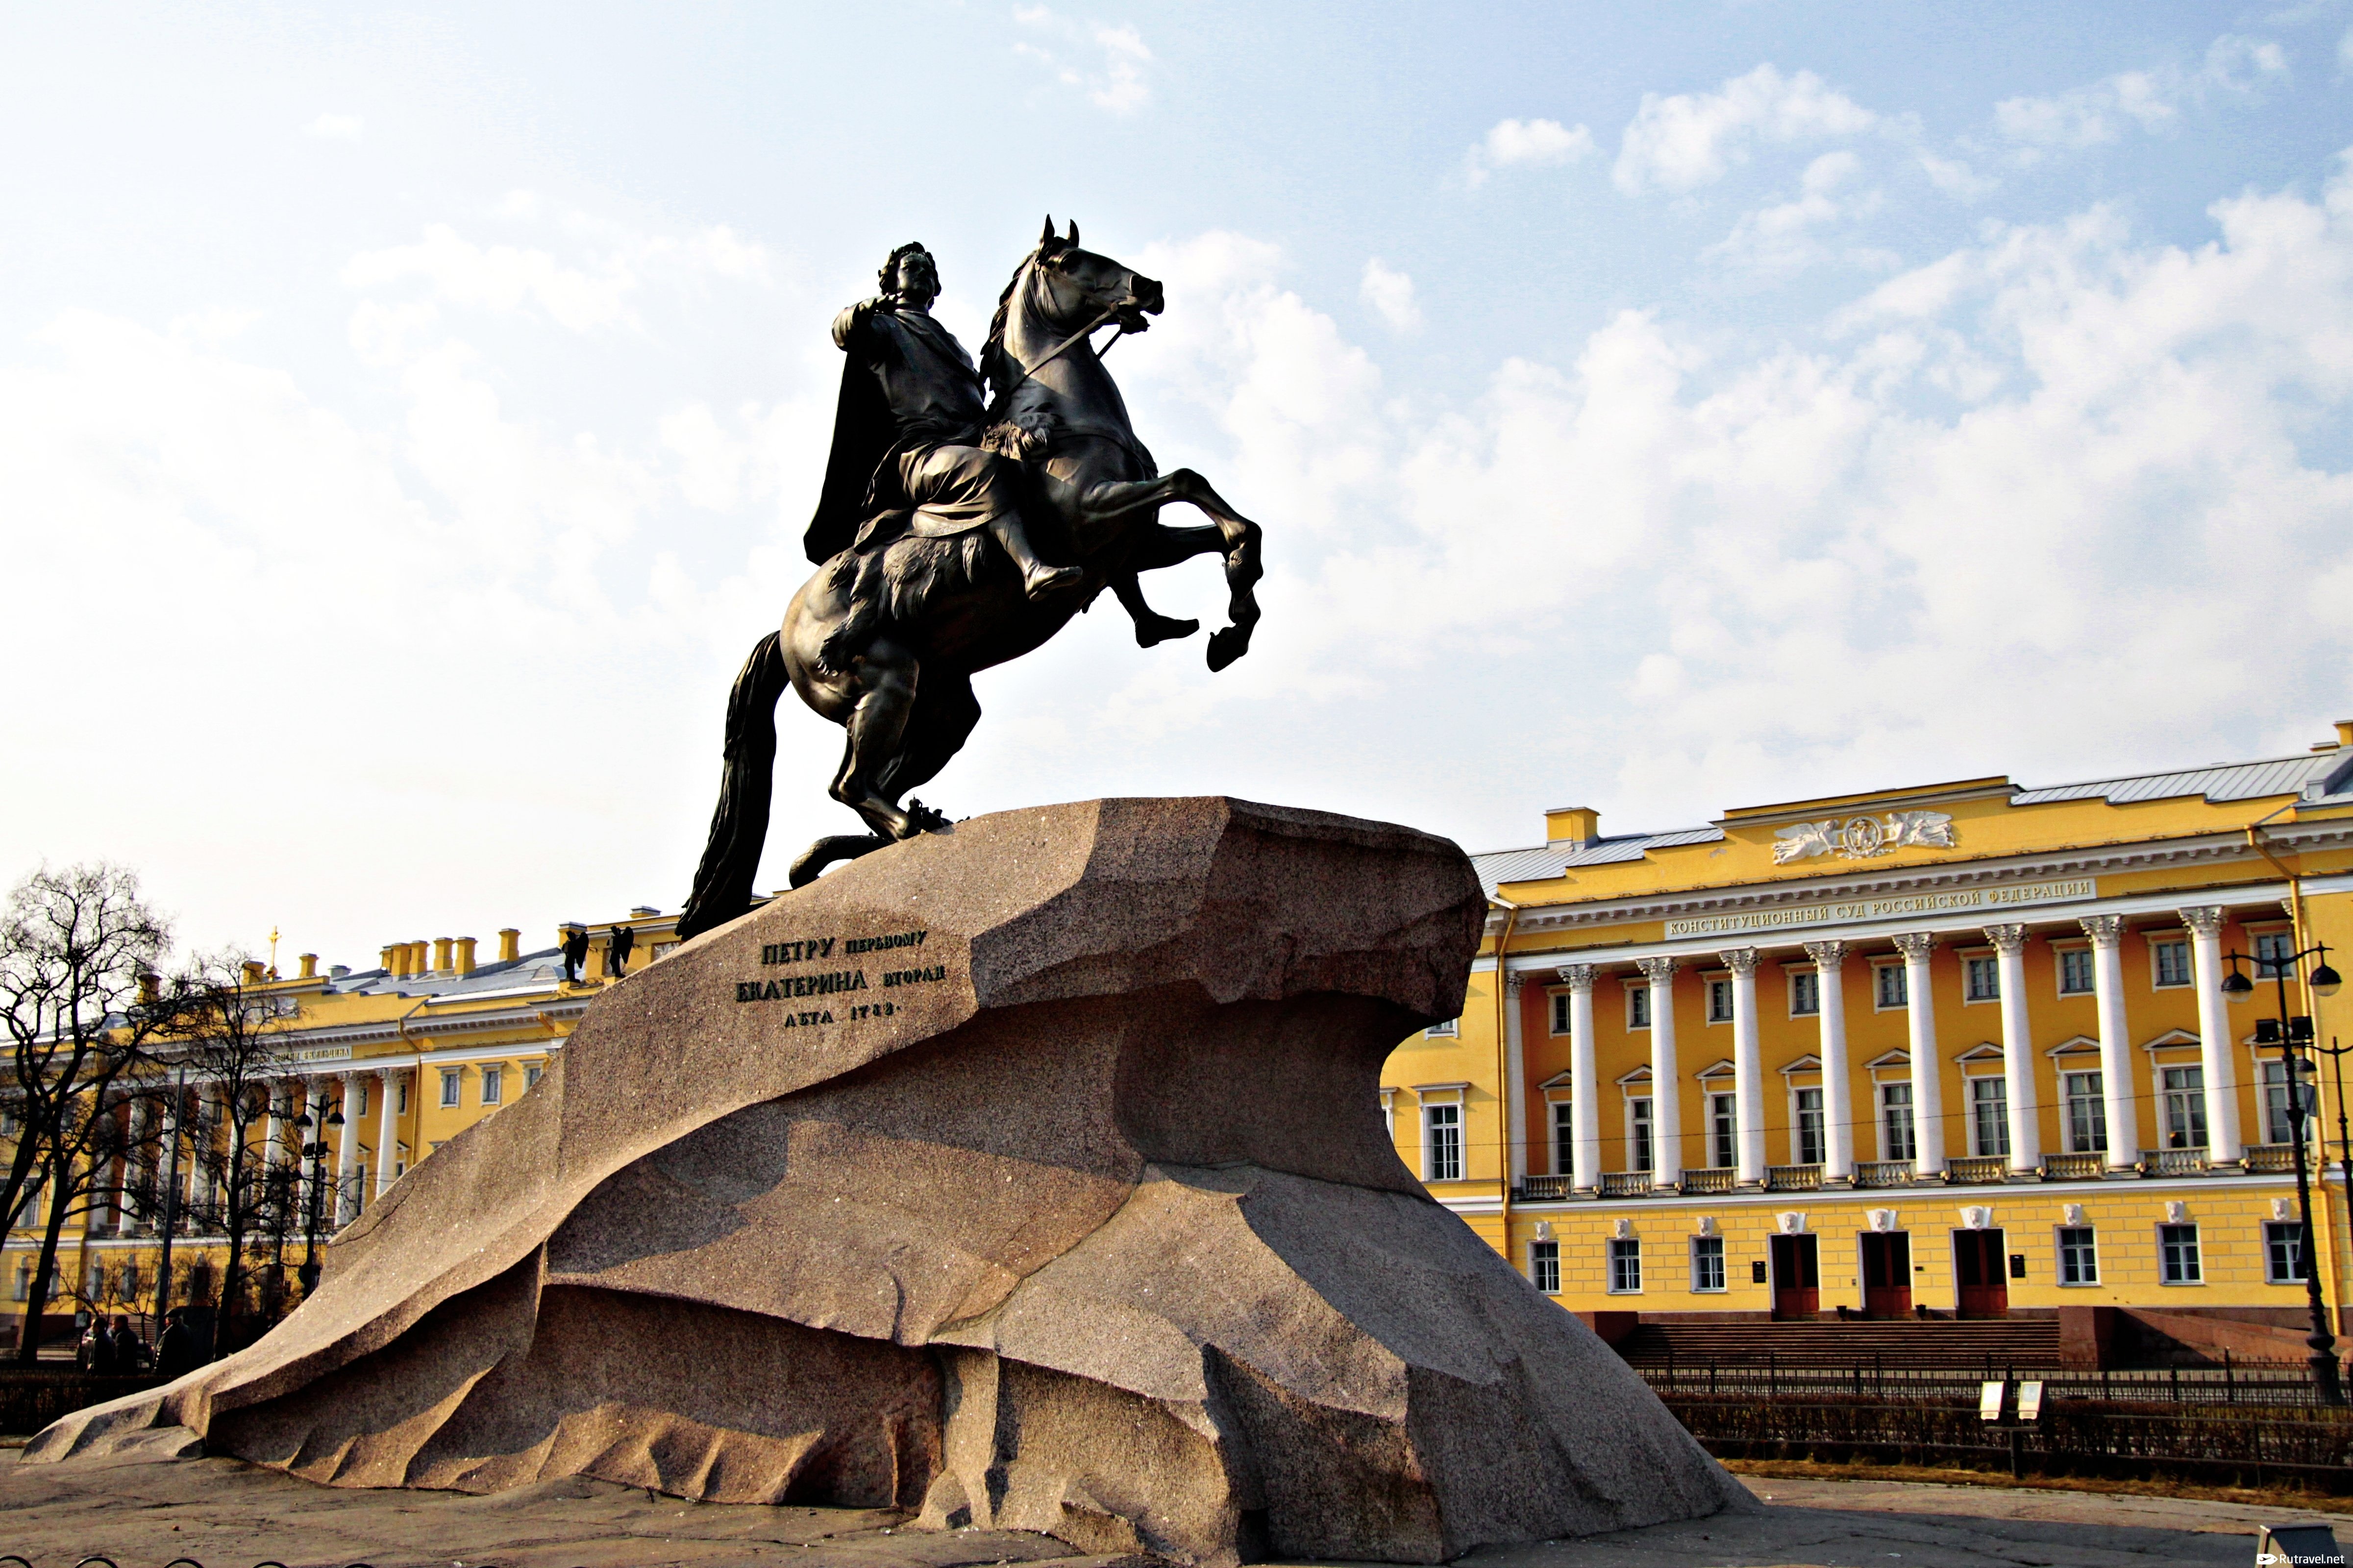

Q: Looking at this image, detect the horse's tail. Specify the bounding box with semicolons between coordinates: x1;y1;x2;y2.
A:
675;631;790;942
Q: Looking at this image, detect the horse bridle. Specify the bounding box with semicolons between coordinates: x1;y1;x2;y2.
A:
988;260;1139;418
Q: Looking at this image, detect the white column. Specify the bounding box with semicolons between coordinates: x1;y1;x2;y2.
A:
2181;906;2242;1162
1985;924;2040;1173
1637;956;1682;1188
1558;965;1600;1193
1722;948;1765;1182
1804;940;1854;1182
375;1069;402;1195
1893;934;1944;1176
1502;972;1527;1187
2081;915;2136;1171
335;1072;363;1224
190;1086;218;1210
263;1080;286;1170
117;1096;151;1236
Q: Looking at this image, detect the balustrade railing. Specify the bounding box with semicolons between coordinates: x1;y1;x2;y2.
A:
2141;1147;2209;1176
1851;1159;1914;1188
2039;1152;2104;1180
1680;1167;1737;1195
1518;1174;1574;1200
1765;1164;1823;1191
2243;1143;2301;1174
1599;1171;1652;1198
1945;1155;2009;1184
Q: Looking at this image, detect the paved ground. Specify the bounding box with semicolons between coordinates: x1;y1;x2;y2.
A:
0;1444;2336;1568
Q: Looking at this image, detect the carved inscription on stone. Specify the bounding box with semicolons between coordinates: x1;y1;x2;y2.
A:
735;929;949;1025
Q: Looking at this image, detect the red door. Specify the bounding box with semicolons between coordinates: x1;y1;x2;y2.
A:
1861;1232;1912;1318
1770;1234;1820;1320
1954;1229;2008;1319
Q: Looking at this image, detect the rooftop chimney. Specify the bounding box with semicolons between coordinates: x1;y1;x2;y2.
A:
380;944;398;976
2338;719;2353;749
241;960;266;985
412;940;431;976
630;906;659;918
298;953;318;980
1544;806;1602;847
498;928;520;963
434;936;454;973
138;973;159;1006
455;936;477;976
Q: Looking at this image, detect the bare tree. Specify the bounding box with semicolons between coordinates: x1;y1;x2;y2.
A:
170;953;296;1359
0;864;170;1362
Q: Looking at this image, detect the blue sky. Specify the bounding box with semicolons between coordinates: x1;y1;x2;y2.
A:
4;2;2351;967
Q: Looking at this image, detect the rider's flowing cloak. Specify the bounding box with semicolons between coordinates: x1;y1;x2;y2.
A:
806;301;1003;565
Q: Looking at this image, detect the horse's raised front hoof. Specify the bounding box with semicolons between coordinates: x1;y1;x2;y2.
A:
1207;625;1252;671
1135;614;1199;648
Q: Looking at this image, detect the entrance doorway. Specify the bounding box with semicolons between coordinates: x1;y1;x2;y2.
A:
1954;1229;2008;1319
1769;1233;1820;1320
1860;1232;1912;1318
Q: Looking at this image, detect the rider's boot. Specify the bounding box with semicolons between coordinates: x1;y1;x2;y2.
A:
989;515;1085;600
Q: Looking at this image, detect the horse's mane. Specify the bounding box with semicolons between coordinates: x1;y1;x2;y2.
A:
981;245;1044;405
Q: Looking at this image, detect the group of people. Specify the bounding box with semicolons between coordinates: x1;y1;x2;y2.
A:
74;1313;149;1374
74;1304;204;1378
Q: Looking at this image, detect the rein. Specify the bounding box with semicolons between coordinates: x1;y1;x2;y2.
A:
986;261;1133;418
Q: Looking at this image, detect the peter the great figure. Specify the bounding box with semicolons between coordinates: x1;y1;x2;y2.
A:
678;220;1267;939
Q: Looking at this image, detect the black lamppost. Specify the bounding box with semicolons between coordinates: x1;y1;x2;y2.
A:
2222;939;2343;1405
293;1105;342;1295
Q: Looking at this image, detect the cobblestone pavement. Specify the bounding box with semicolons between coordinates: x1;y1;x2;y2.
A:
1;1446;2334;1568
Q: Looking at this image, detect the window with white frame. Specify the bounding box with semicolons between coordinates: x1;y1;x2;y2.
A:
1550;993;1571;1035
353;1081;369;1117
2058;948;2095;995
2057;1226;2099;1284
2258;1059;2306;1147
2254;930;2294;978
2265;1221;2309;1284
480;1067;503;1106
1529;1239;1560;1294
1628;1097;1655;1174
2159;1223;2202;1284
1551;1101;1574;1175
1709;1090;1737;1168
2063;1070;2106;1153
1794;1086;1825;1165
1881;1082;1916;1162
397;1078;410;1114
1690;1235;1726;1292
1875;963;1907;1009
524;1064;544;1091
2161;1065;2207;1149
2152;938;2192;988
1964;956;2000;1002
1706;978;1733;1023
1424;1101;1462;1181
1969;1077;2010;1158
1608;1237;1641;1293
1424;1017;1459;1038
1789;970;1820;1017
1627;985;1651;1030
438;1069;461;1108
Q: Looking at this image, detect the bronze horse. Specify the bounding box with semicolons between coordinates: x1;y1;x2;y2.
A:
676;221;1264;939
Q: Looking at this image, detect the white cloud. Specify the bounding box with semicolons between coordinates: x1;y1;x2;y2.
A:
1614;65;1877;196
304;113;363;140
1706;151;1887;278
1098;154;2353;831
1995;33;2288;157
1918;149;1997;199
1360;258;1421;334
1013;8;1153;114
1463;117;1594;187
2341;25;2353;73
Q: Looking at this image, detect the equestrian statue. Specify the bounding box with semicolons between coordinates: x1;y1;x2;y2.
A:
675;219;1265;940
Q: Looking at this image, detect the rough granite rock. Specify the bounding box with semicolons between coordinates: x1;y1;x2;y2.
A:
26;797;1755;1564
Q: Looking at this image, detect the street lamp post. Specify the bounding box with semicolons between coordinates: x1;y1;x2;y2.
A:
2222;941;2344;1406
295;1104;341;1295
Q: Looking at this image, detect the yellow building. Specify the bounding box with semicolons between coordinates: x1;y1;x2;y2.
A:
1383;723;2353;1350
5;908;683;1336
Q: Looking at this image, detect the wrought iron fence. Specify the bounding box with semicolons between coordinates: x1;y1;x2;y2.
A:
1634;1354;2349;1408
0;1372;163;1437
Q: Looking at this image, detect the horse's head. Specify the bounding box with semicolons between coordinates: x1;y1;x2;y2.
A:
1029;215;1163;335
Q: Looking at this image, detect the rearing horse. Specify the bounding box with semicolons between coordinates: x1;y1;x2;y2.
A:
675;220;1265;939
